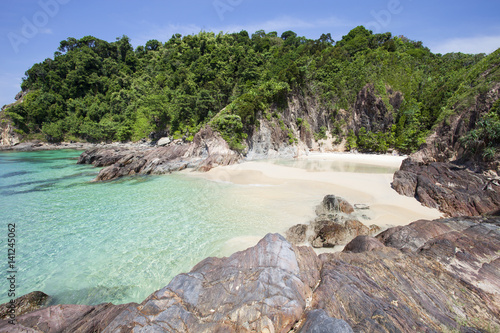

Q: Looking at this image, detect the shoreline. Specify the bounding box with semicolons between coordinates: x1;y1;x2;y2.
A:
185;153;443;251
1;142;440;232
0;140;155;152
2;142;444;250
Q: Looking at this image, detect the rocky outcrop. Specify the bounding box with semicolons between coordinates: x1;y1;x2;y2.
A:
3;217;499;332
313;218;500;332
103;234;322;332
0;302;135;333
393;158;500;216
78;126;241;181
412;83;500;167
376;216;500;296
286;195;379;248
352;84;402;134
0;119;21;147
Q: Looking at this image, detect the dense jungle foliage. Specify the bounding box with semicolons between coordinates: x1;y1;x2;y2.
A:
4;26;500;155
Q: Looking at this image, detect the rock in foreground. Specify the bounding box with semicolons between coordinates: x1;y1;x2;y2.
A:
1;217;499;332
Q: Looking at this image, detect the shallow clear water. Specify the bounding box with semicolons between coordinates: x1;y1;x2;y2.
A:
269;158;399;174
0;150;303;306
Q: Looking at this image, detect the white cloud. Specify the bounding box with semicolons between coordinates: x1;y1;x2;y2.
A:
39;28;53;35
430;35;500;55
132;15;353;46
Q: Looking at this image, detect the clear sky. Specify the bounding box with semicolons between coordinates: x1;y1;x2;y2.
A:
1;0;499;108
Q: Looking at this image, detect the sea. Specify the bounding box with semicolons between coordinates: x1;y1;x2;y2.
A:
0;149;399;306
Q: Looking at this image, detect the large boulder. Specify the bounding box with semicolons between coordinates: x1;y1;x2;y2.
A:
392;159;500;216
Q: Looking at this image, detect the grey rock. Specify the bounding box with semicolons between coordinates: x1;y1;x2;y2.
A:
157;137;171;146
298;309;353;333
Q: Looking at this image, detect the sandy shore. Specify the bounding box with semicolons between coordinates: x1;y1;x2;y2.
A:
187;153;443;237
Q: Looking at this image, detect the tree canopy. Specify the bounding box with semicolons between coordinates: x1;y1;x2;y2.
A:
5;27;498;155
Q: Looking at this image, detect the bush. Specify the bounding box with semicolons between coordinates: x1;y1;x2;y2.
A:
42;121;64;142
211;114;247;152
346;130;357;150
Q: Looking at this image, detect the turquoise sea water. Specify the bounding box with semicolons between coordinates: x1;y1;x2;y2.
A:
0;150;299;306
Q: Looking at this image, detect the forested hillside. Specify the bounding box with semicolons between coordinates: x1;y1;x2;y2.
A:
2;26;499;159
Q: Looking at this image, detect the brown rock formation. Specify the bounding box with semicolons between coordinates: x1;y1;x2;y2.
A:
393;159;500;216
77;126;241;181
352;84;402;134
286;195;377;248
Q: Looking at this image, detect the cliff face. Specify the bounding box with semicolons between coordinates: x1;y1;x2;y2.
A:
0;120;20;146
352;84;402;134
0;90;28;147
246;83;401;158
393;81;500;216
413;83;500;168
246;92;339;159
2;216;499;332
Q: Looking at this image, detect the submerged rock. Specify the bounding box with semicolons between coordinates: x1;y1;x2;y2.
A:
0;291;50;320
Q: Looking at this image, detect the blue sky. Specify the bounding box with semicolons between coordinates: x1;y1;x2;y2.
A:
1;0;500;107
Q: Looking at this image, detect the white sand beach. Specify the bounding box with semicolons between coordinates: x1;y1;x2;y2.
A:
185;153;443;253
